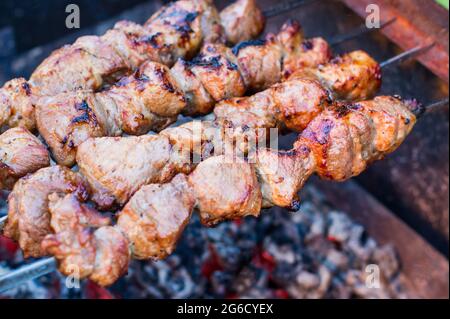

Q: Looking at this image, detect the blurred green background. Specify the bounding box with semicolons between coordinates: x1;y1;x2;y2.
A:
436;0;449;9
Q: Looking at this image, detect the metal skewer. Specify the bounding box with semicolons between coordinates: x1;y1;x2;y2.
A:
421;97;449;115
262;0;316;18
0;215;6;233
0;258;56;293
380;42;435;69
329;18;397;46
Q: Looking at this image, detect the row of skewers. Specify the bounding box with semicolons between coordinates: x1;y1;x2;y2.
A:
0;0;447;289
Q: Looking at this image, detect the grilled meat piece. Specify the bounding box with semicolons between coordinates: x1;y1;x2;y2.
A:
187;44;246;101
29;0;227;96
273;20;332;79
0;78;36;132
3;166;89;257
117;174;194;260
76;135;192;209
187;155;262;226
255;147;315;208
257;96;416;208
0;127;50;190
296;96;415;181
220;0;265;44
289;50;381;101
42;193;129;286
214;78;332;132
36;91;105;167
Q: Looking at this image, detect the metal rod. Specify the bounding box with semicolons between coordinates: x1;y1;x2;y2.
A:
262;0;316;18
0;257;56;293
424;97;449;113
0;215;6;234
380;43;435;69
329;18;397;46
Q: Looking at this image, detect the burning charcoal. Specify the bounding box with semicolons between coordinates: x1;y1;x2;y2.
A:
271;262;297;287
210;271;234;297
328;277;353;299
165;268;194;299
264;241;297;265
287;270;320;299
0;184;408;299
347;225;377;262
232;265;269;296
372;245;400;280
215;244;243;271
325;249;349;271
316;265;332;298
327;211;353;243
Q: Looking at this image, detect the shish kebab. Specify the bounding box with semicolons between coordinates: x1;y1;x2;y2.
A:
0;31;431;193
0;31;434;195
1;94;444;288
0;18;370;187
0;41;436;259
0;65;446;290
0;11;399;181
0;3;436;284
0;66;382;258
0;0;328;135
0;0;270;132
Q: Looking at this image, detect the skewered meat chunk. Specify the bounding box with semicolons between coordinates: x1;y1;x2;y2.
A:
0;127;50;190
0;78;36;131
29;0;227;96
0;0;264;133
36;91;105;167
220;0;265;44
117;174;194;260
289;50;381;101
257;96;416;208
42;193;129;286
30;35;127;96
187;44;246;101
89;226;130;286
272;20;332;79
296;96;416;181
214;78;332;132
76;135;192;209
254;147;315;208
187;155;262;226
41;193;111;278
3;166;89;257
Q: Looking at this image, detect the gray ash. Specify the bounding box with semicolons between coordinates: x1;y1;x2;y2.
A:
0;185;408;299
